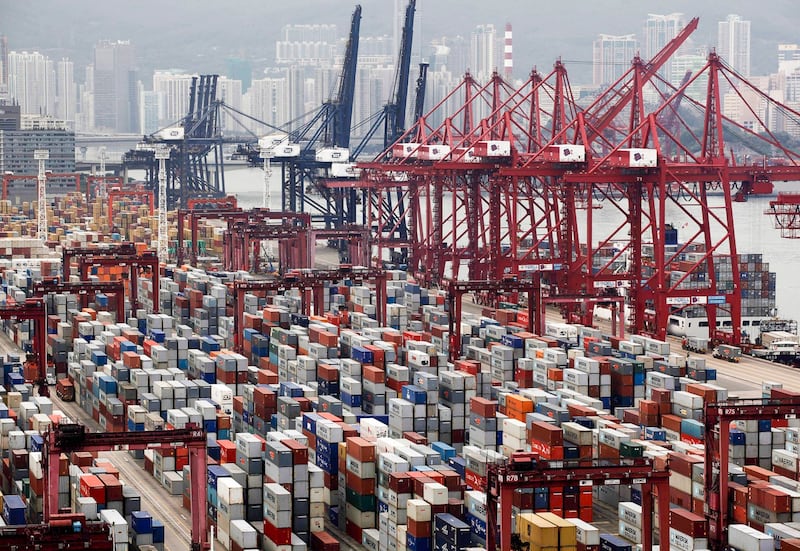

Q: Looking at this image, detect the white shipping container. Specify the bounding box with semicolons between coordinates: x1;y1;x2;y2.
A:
217;477;244;504
229;519;258;548
568;517;600;546
728;524;773;551
669;527;707;551
618;502;642;528
406;499;431;522
422;482;447;505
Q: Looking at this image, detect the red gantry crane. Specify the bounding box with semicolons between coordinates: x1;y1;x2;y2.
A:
231;267;386;352
62;243;160;313
31;280;126;322
357;16;800;347
42;423;209;551
0;297;48;394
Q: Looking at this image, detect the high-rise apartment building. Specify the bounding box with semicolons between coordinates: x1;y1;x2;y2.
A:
152;71;194;128
718;14;751;77
276;24;338;66
778;44;800;75
139;84;161;136
644;13;685;87
55;58;75;128
470;25;496;81
245;72;291;132
93;40;138;133
0;35;8;88
593;34;638;88
7;51;55;116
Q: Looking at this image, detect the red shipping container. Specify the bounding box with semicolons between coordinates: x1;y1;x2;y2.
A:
402;432;428;445
470;397;498;418
345;471;375;495
346;437;376;463
98;473;123;502
281;439;309;465
310;531;340;551
406;518;432;538
362;364;385;383
529;421;563;446
263;519;292;546
345;520;363;544
79;474;106;504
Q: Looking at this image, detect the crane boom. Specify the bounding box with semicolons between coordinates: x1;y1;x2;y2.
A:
413;62;429;123
332;5;362;149
385;0;417;147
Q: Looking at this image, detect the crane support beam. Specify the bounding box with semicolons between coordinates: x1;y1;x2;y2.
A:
232;268;386;352
486;456;670;551
43;423;209;550
705;397;800;550
446;277;542;361
31;280;126;322
0;298;47;391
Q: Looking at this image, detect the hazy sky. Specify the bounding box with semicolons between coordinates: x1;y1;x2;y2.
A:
4;0;798;81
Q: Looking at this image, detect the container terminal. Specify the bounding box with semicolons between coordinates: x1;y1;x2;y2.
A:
4;4;800;551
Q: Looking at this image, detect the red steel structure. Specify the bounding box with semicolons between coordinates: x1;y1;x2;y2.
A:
310;226;372;267
357;17;800;346
42;423;209;550
221;211;313;272
107;185;155;219
485;453;670;551
84;175;123;202
765;192;800;237
703;396;800;550
31;280;126;322
2;173;81;201
0;513;114;551
223;220;310;273
230;267;386;352
63;243;160;313
175;196;238;265
0;298;48;392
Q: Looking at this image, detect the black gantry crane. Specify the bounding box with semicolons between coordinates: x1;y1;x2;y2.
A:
280;5;362;227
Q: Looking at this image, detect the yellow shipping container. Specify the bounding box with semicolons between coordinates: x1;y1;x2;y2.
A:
516;513;559;547
536;512;578;547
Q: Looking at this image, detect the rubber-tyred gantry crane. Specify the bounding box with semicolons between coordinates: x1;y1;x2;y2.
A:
231;267;386;352
42;423;209;551
703;394;800;551
485;452;670;551
446;276;541;361
0;298;48;393
221;210;312;273
107;185;154;220
31;280;126;322
63;243;160;313
1;172;81;201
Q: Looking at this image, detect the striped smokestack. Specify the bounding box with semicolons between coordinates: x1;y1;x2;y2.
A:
504;23;513;79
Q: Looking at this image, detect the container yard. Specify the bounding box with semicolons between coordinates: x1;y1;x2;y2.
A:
1;232;800;551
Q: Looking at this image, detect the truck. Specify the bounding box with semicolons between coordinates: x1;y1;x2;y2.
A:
682;336;709;354
56;379;75;401
712;344;742;363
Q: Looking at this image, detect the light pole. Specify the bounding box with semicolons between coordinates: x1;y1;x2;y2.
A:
156;147;170;263
260;147;275;265
34;149;49;242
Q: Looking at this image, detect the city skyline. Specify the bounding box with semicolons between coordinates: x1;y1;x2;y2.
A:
1;7;797;139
